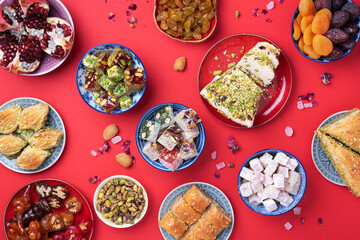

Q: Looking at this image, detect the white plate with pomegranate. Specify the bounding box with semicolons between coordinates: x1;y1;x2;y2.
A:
0;0;75;75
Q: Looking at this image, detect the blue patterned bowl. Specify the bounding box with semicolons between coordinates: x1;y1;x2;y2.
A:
158;182;234;240
76;43;146;114
237;149;307;216
136;103;205;172
0;97;65;174
291;0;360;62
312;111;347;186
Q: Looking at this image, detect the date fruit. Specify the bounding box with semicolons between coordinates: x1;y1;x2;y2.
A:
339;38;356;50
332;0;345;11
324;47;343;60
343;22;359;34
331;11;350;28
325;28;349;44
315;0;332;11
340;2;360;20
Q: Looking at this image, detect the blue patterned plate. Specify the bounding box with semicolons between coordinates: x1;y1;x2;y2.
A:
311;111;347;186
158;182;234;240
0;97;65;174
237;149;307;216
76;43;146;114
136;103;205;172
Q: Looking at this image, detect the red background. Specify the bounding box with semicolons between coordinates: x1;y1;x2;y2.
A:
1;0;360;239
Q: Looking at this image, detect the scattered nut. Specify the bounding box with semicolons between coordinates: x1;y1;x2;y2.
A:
103;124;119;140
116;153;133;168
174;57;186;71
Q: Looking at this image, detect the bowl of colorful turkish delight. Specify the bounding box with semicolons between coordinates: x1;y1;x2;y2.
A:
136;103;205;172
238;149;306;216
76;43;146;114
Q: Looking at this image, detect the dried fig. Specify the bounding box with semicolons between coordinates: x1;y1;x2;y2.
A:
331;11;350;28
325;28;349;44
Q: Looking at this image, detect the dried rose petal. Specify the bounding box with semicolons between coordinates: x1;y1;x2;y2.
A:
103;141;110;152
126;10;131;16
131;156;136;163
120;145;126;150
111;136;122;144
285;126;293;137
312;101;318;107
129;3;137;10
127;17;137;23
298;95;307;100
98;147;103;154
216;162;226;170
88;177;94;183
293;207;301;215
125;147;130;154
300;218;305;224
262;9;268;15
267;1;275;10
278;0;284;3
228;163;235;168
95;176;101;181
214;172;220;178
266;18;272;22
321;72;331;85
123;140;131;146
211;151;217;160
228;136;239;154
252;8;259;17
130;24;135;28
108;12;115;20
297;101;304;110
307;93;314;101
304;103;313;108
318;218;323;226
284;222;292;230
90;150;97;157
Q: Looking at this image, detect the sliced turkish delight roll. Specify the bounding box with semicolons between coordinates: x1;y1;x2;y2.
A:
157;124;183;150
107;65;124;81
139;120;160;142
174;109;201;131
82;54;97;70
159;147;183;171
142;141;164;161
180;138;198;160
154;105;174;129
182;125;199;140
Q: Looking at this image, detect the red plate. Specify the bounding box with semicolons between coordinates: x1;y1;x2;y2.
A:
198;34;292;128
3;179;93;239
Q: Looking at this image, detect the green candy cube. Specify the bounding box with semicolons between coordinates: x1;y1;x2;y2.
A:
107;65;124;81
99;75;117;92
82;54;98;69
112;82;126;98
119;95;133;109
92;91;102;99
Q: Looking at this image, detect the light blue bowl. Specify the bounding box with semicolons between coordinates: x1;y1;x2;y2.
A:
76;43;146;114
291;1;360;62
237;149;307;216
136;103;205;172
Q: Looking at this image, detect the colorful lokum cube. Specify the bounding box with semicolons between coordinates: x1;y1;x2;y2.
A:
157;124;183;151
154;105;174;129
112;82;126;98
107;65;124;81
84;71;101;91
263;185;280;199
119;95;133;109
274;152;290;166
139;120;160;142
107;48;134;69
124;68;146;94
174;109;201;131
82;54;98;69
94;51;111;75
142;141;164;161
240;167;254;181
280;194;294;207
239;182;253;197
99;75;117;92
249;158;264;172
285;171;301;195
92;91;102;99
159;147;183;171
249;194;262;206
263;199;278;213
182;125;200;140
180;138;198;160
96;92;119;113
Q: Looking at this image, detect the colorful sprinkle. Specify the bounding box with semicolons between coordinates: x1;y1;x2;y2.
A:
126;10;131;16
95;176;101;181
307;93;314;101
228;163;235;168
262;9;268;15
123;140;131;146
321;72;331;85
228;136;239;154
131;156;136;163
252;8;259;17
130;24;135;28
98;147;103;154
298;95;307;100
235;10;240;18
128;17;137;23
279;0;284;3
318;218;323;226
312;101;318;106
216;162;226;170
88;177;97;183
300;218;305;224
125;147;130;154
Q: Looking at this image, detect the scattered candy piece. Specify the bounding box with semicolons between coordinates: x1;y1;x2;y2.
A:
267;1;275;10
228;163;235;168
95;176;101;181
103;141;110;152
262;9;268;15
126;10;131;16
284;222;292;230
228;136;239;154
318;218;323;226
88;177;97;184
128;17;137;23
216;162;226;170
300;218;305;224
298;95;307;100
304;103;313;108
211;151;217;160
293;207;301;215
285;126;294;137
131;156;136;163
130;24;135;28
312;101;318;107
108;12;115;20
279;0;284;3
125;147;130;154
235;10;240;18
266;18;272;22
252;8;259;17
90;150;97;157
129;3;137;10
111;136;122;144
98;147;103;154
123;140;131;146
297;101;304;110
214;172;220;178
307;93;314;101
321;72;331;85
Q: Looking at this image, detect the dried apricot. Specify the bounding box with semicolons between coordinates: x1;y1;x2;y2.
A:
298;37;305;52
304;44;321;59
293;20;301;41
316;8;332;21
299;0;316;16
304;24;315;45
312;34;333;56
311;13;330;34
301;15;314;33
296;14;303;25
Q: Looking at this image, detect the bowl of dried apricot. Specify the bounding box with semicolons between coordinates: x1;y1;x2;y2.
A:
291;0;360;62
153;0;217;42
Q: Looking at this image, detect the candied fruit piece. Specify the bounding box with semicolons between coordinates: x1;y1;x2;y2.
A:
299;0;316;16
161;20;169;30
300;15;314;33
304;44;321;59
157;11;169;21
298;37;305;52
331;11;349;28
312;34;333;56
314;0;332;11
304;24;315;45
316;8;332;21
311;13;330;34
324;28;349;44
293;20;301;40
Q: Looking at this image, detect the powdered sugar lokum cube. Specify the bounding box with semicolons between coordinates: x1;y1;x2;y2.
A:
251;171;265;184
280;194;294;207
274;190;289;202
260;152;273;167
157;124;183;150
277;166;289;178
240;167;254;181
142;141;164;161
263;185;280;199
274;152;290;166
285;171;301;195
249;158;264;172
263;199;278;213
251;182;264;193
264;160;278;176
257;191;268;201
262;174;274;187
286;158;299;171
273;174;285;190
249;194;262;205
240;182;253;197
182;126;200;140
180;138;198;160
174;109;201;131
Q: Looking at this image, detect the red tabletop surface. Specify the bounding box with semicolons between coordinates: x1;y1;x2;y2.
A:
1;0;360;239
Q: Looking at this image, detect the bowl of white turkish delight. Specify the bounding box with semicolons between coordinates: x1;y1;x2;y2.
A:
136;103;205;172
238;149;306;215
